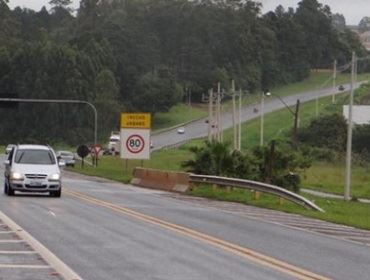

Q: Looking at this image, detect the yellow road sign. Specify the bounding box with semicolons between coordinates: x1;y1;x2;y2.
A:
121;113;151;129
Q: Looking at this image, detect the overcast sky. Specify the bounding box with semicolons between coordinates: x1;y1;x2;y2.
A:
7;0;370;25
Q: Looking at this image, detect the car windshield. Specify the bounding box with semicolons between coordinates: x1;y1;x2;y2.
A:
60;152;73;157
110;138;119;142
15;149;56;165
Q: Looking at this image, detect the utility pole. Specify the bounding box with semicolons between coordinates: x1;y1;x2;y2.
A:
208;89;213;141
231;80;237;150
344;52;356;201
217;82;221;142
332;59;337;103
260;92;265;146
238;88;242;151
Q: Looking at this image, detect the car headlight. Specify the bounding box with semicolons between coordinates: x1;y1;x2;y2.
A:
48;173;60;181
10;172;24;181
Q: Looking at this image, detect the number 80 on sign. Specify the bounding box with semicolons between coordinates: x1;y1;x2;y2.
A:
120;128;150;160
126;134;145;153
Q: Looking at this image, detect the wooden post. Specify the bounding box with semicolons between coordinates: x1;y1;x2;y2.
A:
254;191;261;200
279;197;285;205
293;100;300;147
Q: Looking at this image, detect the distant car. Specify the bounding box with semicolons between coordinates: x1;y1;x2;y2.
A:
177;127;185;134
150;141;154;148
4;144;64;197
108;134;120;155
56;151;75;167
5;144;15;154
338;85;345;91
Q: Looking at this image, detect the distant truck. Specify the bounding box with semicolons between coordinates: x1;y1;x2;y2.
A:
107;131;120;155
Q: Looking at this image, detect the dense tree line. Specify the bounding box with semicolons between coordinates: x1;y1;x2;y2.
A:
0;0;367;145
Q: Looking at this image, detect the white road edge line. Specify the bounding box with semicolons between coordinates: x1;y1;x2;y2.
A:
0;211;83;280
0;251;38;254
0;264;50;269
49;211;57;217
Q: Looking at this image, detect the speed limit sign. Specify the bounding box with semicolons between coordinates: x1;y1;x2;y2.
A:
120;129;150;159
126;134;145;154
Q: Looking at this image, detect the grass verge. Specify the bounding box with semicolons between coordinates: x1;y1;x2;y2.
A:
189;185;370;230
302;162;370;198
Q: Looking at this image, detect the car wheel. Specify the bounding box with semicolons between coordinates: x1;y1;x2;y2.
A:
4;182;8;195
7;185;14;196
50;189;61;198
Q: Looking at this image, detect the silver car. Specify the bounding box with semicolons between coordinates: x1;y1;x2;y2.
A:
4;144;64;197
56;151;76;167
5;144;15;154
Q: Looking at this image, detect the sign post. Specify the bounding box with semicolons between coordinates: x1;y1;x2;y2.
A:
120;113;151;161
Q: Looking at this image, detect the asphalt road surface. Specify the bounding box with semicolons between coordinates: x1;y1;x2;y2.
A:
151;82;364;150
0;162;370;279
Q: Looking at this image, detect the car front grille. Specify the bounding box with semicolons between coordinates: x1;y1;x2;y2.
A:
25;184;47;189
25;174;47;179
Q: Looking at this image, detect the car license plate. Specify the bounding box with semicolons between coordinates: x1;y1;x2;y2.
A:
30;181;42;187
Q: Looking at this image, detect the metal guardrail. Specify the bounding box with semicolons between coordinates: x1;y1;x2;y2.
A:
189;174;324;212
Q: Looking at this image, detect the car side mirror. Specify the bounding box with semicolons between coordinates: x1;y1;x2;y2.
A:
4;160;10;166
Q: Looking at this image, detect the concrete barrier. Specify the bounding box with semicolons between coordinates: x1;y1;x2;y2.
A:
131;167;190;193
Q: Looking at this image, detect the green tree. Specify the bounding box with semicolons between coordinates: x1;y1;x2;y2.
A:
182;141;235;176
295;0;335;68
331;13;346;30
132;67;182;115
353;124;370;154
358;17;370;33
297;114;348;151
94;69;121;136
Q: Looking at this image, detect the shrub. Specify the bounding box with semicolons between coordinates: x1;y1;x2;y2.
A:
296;114;347;151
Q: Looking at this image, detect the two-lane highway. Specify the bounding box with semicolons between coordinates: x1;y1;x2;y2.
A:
0;165;370;279
152;82;365;150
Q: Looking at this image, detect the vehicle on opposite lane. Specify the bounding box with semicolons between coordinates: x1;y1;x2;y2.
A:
5;144;15;154
4;144;64;197
56;150;76;167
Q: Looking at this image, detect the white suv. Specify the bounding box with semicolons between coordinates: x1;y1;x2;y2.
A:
4;144;64;197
